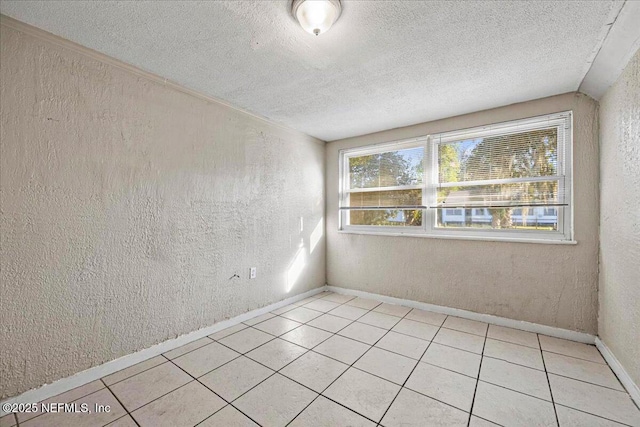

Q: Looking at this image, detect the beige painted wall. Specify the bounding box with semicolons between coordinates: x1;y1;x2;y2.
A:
326;92;599;334
0;22;325;399
598;48;640;386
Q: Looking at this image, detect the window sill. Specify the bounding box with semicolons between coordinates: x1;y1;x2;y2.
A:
337;229;577;245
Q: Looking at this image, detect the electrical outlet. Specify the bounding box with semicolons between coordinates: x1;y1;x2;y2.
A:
250;267;257;279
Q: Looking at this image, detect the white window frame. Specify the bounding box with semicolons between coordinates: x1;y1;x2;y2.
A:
338;111;574;244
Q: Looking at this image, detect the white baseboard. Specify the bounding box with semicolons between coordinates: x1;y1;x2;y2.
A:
596;338;640;407
0;286;325;415
326;285;596;344
2;284;608;416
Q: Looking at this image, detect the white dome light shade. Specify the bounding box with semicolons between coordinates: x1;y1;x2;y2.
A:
292;0;342;36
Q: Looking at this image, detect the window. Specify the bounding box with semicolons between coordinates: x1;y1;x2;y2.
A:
339;112;573;242
342;145;424;227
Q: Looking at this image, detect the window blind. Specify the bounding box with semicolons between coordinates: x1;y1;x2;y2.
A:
342;145;426;210
432;115;570;209
338;111;572;240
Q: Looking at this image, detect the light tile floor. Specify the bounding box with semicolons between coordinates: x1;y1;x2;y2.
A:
3;291;640;427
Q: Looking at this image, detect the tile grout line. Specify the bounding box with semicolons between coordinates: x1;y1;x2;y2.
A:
540;348;609;365
0;294;590;426
553;402;636;427
219;298;511;426
44;302;634;425
161;336;215;359
538;334;561;427
303;344;484;416
13;380;138;427
103;340;215;387
291;311;634;426
474;416;504;427
100;378;141;427
537;371;627;393
10;383;109;426
479;353;546;373
162;353;266;427
418;360;478;381
215;294;351;362
194;292;366;426
284;296;395;426
166;315;320;424
192;329;314;427
65;314;621;425
482;335;539;350
103;356;184;388
19;291;631;426
283;297;384;424
214;314;310;359
110;371;216;424
475;378;555;405
375;314;450;426
10;290;328;421
466;324;488;427
133;312;634;425
95;294;430;424
247;293;384;425
154;315;603;385
104;414;138;427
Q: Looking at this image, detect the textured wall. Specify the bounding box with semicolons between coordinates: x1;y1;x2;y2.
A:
598;49;640;386
326;93;599;334
0;23;325;399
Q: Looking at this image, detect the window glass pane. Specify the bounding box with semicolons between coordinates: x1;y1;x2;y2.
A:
349;146;423;189
438;128;558;184
437;207;558;231
349;189;422;208
350;209;422;227
339;112;570;239
437;180;561;207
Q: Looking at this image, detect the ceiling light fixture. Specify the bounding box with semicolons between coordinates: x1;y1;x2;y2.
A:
292;0;342;36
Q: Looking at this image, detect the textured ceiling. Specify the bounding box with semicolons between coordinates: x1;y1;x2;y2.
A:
0;1;623;141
